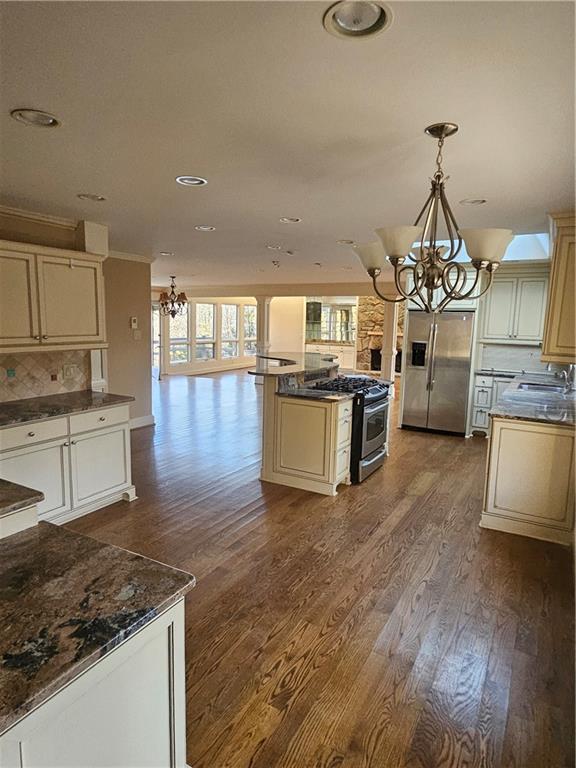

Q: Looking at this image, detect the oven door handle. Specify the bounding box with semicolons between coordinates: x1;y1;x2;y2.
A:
364;400;389;415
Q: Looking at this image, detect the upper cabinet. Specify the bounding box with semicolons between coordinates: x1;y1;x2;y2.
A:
480;269;548;343
542;213;575;363
0;243;106;352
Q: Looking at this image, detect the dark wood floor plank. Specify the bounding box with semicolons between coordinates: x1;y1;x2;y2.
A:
67;371;574;768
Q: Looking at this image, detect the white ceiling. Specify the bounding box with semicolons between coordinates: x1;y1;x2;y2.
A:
0;1;574;286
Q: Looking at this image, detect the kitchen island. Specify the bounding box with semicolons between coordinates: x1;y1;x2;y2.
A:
250;352;355;495
482;373;575;543
0;521;195;766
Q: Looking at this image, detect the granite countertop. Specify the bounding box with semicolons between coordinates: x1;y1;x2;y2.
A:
248;351;339;377
277;388;354;402
490;373;576;426
0;480;44;517
0;390;135;427
0;523;195;735
306;340;356;347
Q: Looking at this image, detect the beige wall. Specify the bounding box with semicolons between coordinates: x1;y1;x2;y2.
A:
269;297;306;354
104;258;152;422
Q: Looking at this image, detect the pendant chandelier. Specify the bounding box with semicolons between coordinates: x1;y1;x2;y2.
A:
354;123;513;313
159;276;188;318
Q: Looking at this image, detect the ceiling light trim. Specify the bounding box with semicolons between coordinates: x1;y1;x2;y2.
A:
323;1;393;40
10;108;60;127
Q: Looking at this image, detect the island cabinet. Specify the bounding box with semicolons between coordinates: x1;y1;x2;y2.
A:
0;405;135;524
480;271;548;343
482;417;575;544
0;601;186;768
541;212;575;363
0;242;106;352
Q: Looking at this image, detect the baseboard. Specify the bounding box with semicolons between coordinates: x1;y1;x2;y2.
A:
130;414;155;429
480;512;572;546
46;485;137;525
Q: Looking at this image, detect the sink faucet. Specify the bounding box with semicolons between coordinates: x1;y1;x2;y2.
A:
559;365;575;393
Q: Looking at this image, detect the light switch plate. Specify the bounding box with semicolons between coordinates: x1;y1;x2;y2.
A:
130;316;138;330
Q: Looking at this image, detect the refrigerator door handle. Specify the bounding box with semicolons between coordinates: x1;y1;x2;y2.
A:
427;321;438;391
425;321;436;391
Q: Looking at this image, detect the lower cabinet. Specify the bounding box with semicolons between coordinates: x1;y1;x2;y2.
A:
0;407;136;524
0;601;187;768
481;417;575;544
264;395;352;496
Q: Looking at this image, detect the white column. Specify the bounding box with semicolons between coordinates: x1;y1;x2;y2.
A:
380;301;399;387
256;297;272;355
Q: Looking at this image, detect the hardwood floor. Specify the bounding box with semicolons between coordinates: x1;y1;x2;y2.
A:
67;371;575;768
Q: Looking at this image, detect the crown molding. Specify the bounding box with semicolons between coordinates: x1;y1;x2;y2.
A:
0;204;76;230
150;281;399;298
109;250;155;264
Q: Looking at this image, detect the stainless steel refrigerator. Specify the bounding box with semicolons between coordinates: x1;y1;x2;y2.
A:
402;310;474;434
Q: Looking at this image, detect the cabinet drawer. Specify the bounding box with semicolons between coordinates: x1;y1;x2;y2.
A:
338;400;353;420
336;446;351;478
70;405;130;435
473;386;492;408
475;375;493;388
0;417;68;451
472;407;490;429
337;416;352;447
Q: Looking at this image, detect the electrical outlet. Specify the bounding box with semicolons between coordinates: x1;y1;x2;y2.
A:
51;373;58;382
63;364;77;380
133;329;142;341
130;316;138;330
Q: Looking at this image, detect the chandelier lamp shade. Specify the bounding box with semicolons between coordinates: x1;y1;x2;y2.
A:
354;123;513;313
159;276;188;318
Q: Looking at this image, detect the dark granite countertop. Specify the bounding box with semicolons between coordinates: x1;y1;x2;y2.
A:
248;351;339;377
0;390;135;427
490;374;576;426
277;388;354;402
0;523;195;735
0;480;44;517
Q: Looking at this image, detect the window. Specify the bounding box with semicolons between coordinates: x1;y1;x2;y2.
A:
243;305;257;355
169;306;189;364
151;304;161;369
195;303;215;360
221;304;239;357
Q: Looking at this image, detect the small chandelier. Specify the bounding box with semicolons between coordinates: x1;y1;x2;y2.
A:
159;276;188;318
354;123;513;313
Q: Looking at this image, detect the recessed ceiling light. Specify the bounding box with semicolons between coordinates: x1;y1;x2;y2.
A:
175;176;208;186
459;198;487;206
77;193;106;202
160;251;174;257
314;262;323;267
272;260;281;268
266;244;282;250
279;217;302;224
323;1;393;39
284;250;296;256
10;108;60;127
195;225;215;231
337;239;355;245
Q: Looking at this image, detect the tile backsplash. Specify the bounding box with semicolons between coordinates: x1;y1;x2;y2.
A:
0;351;90;401
479;344;564;373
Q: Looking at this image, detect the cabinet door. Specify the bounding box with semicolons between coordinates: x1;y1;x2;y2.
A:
542;219;575;361
0;250;40;347
0;440;71;520
482;278;517;339
493;378;512;404
473;386;492;407
472;407;490;429
70;425;131;507
274;399;331;480
37;255;105;344
513;277;548;340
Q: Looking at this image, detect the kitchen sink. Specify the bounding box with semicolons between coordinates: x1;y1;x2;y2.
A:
517;382;565;393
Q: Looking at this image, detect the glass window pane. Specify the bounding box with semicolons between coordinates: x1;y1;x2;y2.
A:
243;305;257;339
196;304;215;340
221;341;239;358
170;344;189;364
169;306;188;342
244;340;257;356
195;343;215;360
222;304;238;340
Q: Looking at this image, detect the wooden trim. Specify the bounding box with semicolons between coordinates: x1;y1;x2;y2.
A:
109;250;155;264
0;239;107;262
0;205;76;230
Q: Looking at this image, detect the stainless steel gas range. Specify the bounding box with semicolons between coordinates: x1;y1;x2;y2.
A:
311;375;391;483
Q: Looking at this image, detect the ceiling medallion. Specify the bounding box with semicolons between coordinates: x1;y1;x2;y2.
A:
354;123;513;313
159;276;188;318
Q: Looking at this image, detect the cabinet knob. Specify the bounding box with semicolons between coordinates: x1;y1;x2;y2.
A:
99;416;106;422
42;335;48;340
27;431;35;437
71;440;77;445
33;335;40;340
63;442;70;447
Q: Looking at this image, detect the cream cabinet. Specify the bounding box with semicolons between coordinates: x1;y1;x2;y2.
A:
305;343;356;370
0;600;187;768
481;274;548;342
0;242;106;352
0;406;135;524
261;384;353;496
481;417;574;544
469;374;515;436
542;213;575;363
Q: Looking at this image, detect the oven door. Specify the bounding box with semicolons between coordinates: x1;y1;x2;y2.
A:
361;398;389;458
